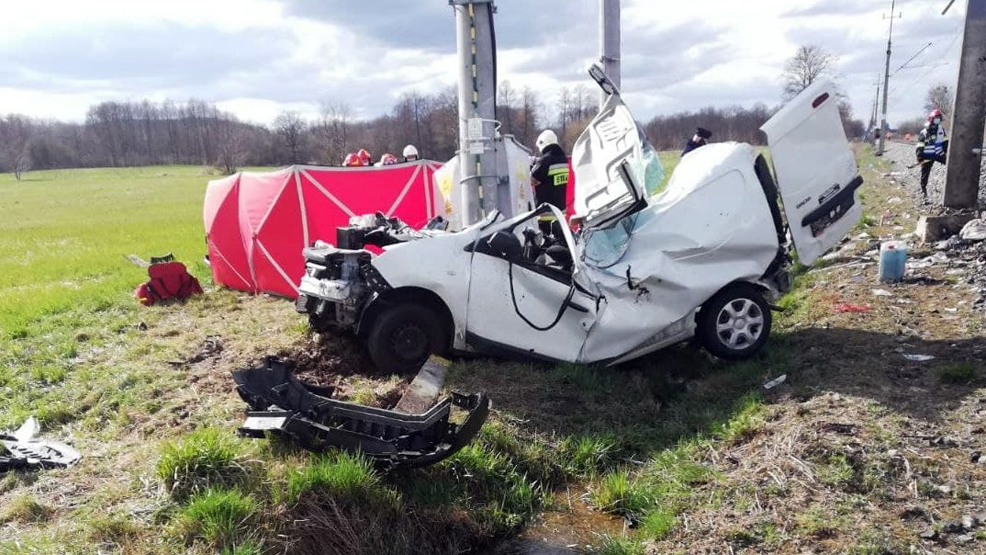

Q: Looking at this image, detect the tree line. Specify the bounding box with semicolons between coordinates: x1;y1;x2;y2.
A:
1;45;867;180
0;94;835;180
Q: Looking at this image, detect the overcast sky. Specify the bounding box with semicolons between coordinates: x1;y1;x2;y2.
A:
0;0;967;128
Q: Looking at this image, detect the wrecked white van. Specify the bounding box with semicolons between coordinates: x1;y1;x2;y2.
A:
296;72;863;373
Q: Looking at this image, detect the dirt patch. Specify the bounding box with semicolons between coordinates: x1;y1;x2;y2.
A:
280;332;376;380
275;332;410;409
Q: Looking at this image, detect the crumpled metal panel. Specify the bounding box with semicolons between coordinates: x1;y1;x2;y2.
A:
232;357;489;470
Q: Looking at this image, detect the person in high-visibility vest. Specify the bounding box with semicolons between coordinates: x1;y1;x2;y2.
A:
530;129;570;240
915;109;949;200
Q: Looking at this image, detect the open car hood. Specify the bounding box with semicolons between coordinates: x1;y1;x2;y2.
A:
571;93;656;230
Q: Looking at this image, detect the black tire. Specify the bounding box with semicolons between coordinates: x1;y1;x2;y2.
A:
366;303;446;373
697;284;772;361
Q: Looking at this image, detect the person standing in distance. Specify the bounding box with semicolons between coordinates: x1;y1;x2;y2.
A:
914;109;948;201
681;127;712;156
530;129;570;240
402;144;419;162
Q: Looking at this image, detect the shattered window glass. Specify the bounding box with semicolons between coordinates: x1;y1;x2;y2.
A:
583;213;638;268
636;126;666;197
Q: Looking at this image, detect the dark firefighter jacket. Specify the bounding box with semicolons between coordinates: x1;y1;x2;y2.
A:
681;138;707;156
531;144;569;214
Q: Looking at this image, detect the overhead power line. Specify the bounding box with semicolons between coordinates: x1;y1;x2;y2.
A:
892;42;933;75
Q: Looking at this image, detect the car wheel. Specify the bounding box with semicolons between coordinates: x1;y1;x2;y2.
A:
366;303;446;373
697;284;772;361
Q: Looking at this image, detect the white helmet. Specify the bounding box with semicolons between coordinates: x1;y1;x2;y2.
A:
535;129;558;152
402;144;419;160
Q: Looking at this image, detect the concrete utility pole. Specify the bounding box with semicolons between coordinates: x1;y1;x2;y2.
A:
599;0;621;104
452;0;497;225
943;0;986;208
869;75;881;136
877;0;901;156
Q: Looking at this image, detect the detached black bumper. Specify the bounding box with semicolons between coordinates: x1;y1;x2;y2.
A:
231;357;489;470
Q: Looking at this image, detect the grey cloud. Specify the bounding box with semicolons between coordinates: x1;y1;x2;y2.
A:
276;0;596;51
507;19;728;86
3;22;293;92
782;0;877;18
619;21;732;88
278;0;458;51
784;14;963;84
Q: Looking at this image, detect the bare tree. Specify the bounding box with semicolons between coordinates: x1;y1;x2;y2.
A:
517;87;542;148
573;84;592;121
0;115;34;180
426;86;459;160
214;116;247;174
924;84;954;121
392;92;432;159
274;111;308;164
837;100;865;140
316;101;353;164
497;81;517;136
782;45;837;100
557;87;572;139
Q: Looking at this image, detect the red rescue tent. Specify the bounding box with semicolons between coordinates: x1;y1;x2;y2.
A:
204;162;442;299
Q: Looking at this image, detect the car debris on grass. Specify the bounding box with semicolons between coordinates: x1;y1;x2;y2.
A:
0;416;80;472
232;356;490;470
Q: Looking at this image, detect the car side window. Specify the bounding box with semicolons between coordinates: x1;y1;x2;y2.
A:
475;215;574;282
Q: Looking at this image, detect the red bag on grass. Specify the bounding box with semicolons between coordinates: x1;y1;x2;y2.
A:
134;261;203;306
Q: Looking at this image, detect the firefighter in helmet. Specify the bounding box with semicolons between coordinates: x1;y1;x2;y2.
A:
915;109;949;200
402;144;419;162
530;129;570;240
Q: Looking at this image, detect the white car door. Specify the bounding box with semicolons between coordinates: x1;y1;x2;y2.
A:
463;206;597;363
761;79;863;265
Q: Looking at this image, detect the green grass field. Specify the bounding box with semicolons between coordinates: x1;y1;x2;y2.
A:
0;166;212;339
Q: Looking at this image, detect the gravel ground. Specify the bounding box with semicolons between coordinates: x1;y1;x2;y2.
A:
877;141;986;313
880;141;986;209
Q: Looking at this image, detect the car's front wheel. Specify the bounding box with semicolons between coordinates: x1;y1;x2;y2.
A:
697;284;772;361
366;303;446;373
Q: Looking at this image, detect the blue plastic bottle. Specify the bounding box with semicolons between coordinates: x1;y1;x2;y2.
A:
879;241;907;283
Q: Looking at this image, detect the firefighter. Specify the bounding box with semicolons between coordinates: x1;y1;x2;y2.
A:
402;144;419;162
915;109;949;200
530;129;569;240
343;152;363;167
682;127;712;156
